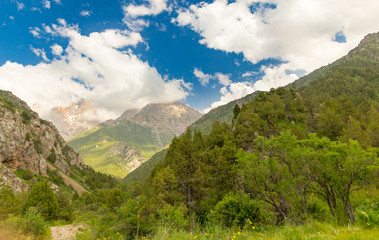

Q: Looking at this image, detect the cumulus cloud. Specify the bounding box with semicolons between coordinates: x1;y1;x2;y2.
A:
29;27;42;38
123;0;169;31
123;0;169;18
176;0;379;112
194;68;211;86
16;1;25;11
215;73;232;86
203;82;255;113
80;10;91;17
0;21;190;120
42;0;50;9
193;69;232;87
50;44;63;56
30;46;49;62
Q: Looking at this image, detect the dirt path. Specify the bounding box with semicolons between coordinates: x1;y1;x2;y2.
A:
50;224;87;240
47;163;87;196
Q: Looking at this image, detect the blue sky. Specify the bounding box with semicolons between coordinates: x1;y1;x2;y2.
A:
1;0;379;119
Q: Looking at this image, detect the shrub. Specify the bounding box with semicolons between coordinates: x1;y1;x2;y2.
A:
5;207;49;237
47;148;57;163
22;169;34;180
208;193;264;228
0;186;21;220
21;111;31;124
157;203;189;229
57;192;74;222
22;181;58;220
33;137;43;154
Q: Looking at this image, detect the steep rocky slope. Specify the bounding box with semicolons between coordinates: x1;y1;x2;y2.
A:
45;99;101;140
69;101;201;178
0;90;85;192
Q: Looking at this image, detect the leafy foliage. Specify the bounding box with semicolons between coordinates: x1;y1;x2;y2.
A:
22;181;59;220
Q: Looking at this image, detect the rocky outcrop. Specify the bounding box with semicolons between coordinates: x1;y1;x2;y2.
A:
0;162;29;193
45;99;101;140
109;142;145;173
0;90;85;178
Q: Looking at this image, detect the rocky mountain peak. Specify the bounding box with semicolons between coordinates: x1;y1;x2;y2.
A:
118;101;202;136
45;99;101;140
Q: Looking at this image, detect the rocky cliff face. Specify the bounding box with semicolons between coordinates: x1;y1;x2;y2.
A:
0;90;85;191
45;99;101;140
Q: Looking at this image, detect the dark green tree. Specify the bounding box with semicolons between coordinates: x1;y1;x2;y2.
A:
22;181;58;220
233;104;241;119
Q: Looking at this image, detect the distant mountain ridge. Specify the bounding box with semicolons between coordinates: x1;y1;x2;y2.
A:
68;101;202;178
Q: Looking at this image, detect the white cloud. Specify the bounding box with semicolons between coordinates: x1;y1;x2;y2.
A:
253;64;298;91
175;0;379;92
123;0;169;31
30;46;49;62
52;0;61;4
80;10;91;17
194;68;211;86
9;16;15;20
42;0;51;9
0;21;190;120
29;27;41;38
194;69;232;87
203;81;255;113
123;0;169;18
31;7;42;13
242;71;258;78
215;72;232;86
17;1;25;11
50;44;63;56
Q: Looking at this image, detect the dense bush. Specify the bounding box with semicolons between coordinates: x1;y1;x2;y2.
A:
22;181;58;220
5;207;49;237
0;187;21;220
208;193;265;228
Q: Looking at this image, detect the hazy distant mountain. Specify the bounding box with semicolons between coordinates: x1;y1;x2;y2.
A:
68;101;202;178
45;99;101;140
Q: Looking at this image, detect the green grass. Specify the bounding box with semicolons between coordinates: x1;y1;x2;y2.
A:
69;125;104;142
144;223;379;240
68;119;175;178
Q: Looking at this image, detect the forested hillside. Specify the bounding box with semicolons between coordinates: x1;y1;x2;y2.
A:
114;32;379;238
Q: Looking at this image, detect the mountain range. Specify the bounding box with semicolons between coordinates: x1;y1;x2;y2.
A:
44;99;101;140
68;101;202;178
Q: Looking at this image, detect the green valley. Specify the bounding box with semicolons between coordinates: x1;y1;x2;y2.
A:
68;102;202;178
